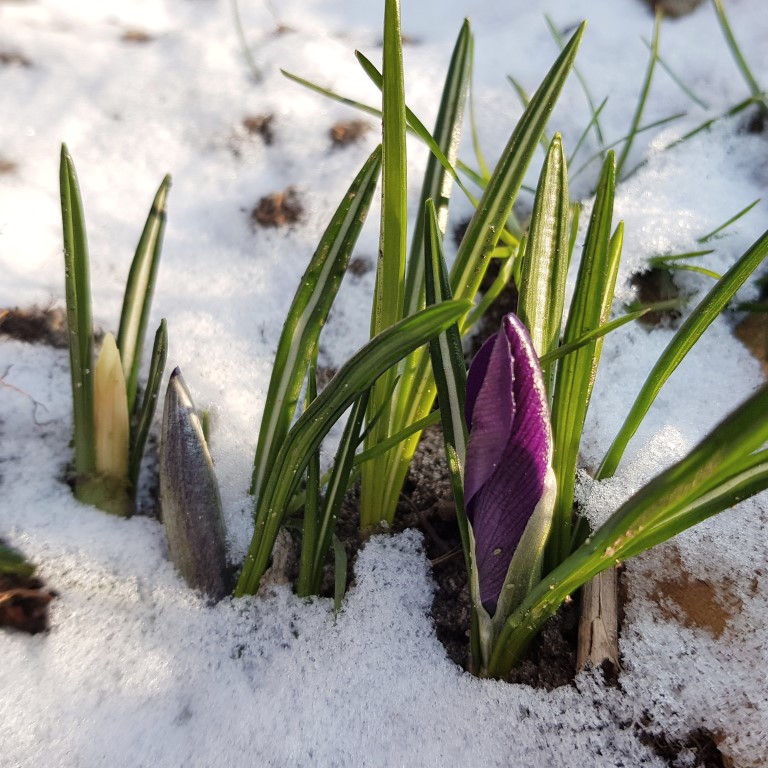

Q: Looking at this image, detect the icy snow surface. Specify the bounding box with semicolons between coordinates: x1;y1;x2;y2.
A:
1;0;767;765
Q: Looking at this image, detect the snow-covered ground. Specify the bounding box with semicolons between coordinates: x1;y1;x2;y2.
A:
1;0;767;765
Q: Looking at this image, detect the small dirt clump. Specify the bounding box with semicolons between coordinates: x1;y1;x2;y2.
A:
330;120;371;147
0;306;69;348
243;114;275;145
251;187;303;228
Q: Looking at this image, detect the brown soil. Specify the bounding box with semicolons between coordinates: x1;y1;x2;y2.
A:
0;305;69;347
629;268;682;328
637;721;727;768
242;114;275;145
0;156;17;174
250;187;303;228
0;49;31;67
347;256;373;278
641;0;705;18
121;28;154;44
650;549;743;639
329;120;371;148
0;573;55;634
735;311;768;377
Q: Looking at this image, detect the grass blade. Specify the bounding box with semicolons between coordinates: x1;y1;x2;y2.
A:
642;37;708;109
615;11;661;179
297;366;321;598
309;391;369;594
353;410;441;466
568;97;609;167
354;48;475;223
516;133;570;393
539;301;681;366
236;299;472;595
712;0;766;111
360;0;408;529
650;249;715;263
404;19;471;318
332;535;348;614
627;449;768;555
130;319;168;491
250;146;382;501
231;0;262;82
598;225;768;479
280;69;382;118
424;200;467;464
60;144;96;481
117;175;171;413
663;96;756;151
423;198;484;668
450;22;584;303
572;112;685;182
507;77;550;153
545;14;605;149
465;242;519;329
548;153;620;568
697;198;760;243
656;263;720;280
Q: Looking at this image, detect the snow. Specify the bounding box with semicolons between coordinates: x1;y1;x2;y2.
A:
1;0;767;765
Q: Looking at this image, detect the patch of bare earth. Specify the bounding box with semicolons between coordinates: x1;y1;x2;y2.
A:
250;187;303;228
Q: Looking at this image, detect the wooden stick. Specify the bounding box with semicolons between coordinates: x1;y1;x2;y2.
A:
576;567;620;679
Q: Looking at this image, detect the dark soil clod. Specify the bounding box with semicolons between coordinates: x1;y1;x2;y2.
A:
0;49;32;67
121;29;154;44
330;120;371;147
629;268;682;328
347;256;373;278
243;114;275;145
0;306;70;348
0;574;56;634
641;0;705;18
637;722;726;768
250;187;303;228
0;156;17;174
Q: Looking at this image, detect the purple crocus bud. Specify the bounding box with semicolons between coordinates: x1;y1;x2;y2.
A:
465;313;554;614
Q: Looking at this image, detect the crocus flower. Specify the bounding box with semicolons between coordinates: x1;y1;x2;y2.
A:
160;368;228;600
464;313;555;615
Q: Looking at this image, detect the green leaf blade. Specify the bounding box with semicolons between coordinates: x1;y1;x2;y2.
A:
361;0;409;529
117;174;171;413
404;18;472;318
598;225;768;479
130;319;168;490
516;133;570;391
236;299;472;596
450;22;585;304
548;152;620;567
309;391;369;594
250;146;382;502
60;144;96;479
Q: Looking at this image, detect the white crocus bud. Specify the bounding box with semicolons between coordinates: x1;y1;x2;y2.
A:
92;332;132;515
